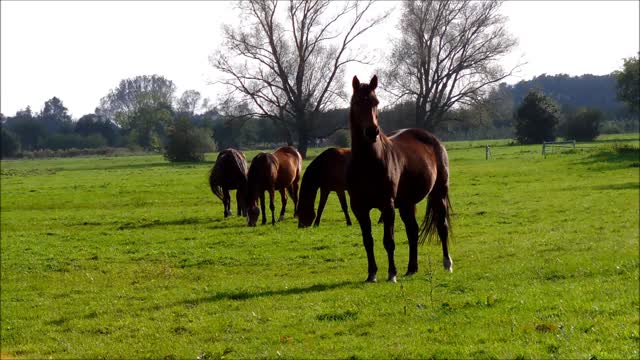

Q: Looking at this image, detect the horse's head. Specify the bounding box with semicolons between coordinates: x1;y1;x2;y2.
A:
297;206;315;228
247;204;260;227
350;75;380;143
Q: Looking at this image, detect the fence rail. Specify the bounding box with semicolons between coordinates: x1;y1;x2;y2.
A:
542;140;576;158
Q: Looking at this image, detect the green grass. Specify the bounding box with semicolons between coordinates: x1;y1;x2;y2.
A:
1;134;639;359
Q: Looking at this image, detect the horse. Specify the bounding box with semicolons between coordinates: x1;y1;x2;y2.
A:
347;75;453;283
208;148;248;218
246;146;302;226
297;147;352;228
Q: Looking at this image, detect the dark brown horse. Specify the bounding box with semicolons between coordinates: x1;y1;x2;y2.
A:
246;146;302;226
208;148;248;218
347;75;453;283
298;147;352;228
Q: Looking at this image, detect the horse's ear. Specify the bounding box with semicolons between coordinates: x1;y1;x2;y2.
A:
370;75;378;91
352;76;360;93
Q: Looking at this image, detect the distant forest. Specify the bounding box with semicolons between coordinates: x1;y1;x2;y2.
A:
348;73;636;141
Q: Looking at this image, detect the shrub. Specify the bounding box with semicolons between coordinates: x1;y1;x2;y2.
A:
1;127;21;158
329;129;350;148
565;108;602;142
164;116;216;162
515;89;561;144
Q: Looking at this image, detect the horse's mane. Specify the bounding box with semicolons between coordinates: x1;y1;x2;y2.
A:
298;149;325;210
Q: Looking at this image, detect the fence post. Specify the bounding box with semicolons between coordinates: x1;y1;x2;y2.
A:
485;145;490;160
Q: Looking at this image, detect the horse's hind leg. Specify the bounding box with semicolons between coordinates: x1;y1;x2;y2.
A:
399;205;419;276
223;188;231;218
337;190;352;226
314;188;329;227
259;192;267;225
279;189;287;221
269;189;276;225
432;193;453;272
288;182;299;217
235;190;243;216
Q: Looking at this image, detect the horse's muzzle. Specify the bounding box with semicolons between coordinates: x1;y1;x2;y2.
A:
364;126;380;142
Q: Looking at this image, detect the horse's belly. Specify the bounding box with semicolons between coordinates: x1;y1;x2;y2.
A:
396;175;431;206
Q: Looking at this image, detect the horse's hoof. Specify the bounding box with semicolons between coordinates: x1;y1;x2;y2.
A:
365;275;377;283
443;257;453;272
387;275;397;283
404;270;417;277
279;216;285;221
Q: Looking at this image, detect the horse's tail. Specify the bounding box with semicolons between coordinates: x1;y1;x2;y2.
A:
208;161;224;202
418;133;452;245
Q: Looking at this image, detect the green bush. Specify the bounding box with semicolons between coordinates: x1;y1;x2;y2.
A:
329;129;350;148
1;127;21;158
515;89;561;144
565;108;602;142
164;116;216;162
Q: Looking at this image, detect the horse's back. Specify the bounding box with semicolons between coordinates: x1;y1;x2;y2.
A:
316;147;350;190
248;152;279;189
213;148;247;189
273;146;302;188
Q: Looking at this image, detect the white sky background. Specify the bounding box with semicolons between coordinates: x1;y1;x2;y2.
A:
1;1;638;118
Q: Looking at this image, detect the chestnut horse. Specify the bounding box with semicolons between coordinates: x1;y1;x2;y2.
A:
347;75;453;283
298;147;352;228
208;148;248;218
246;146;302;226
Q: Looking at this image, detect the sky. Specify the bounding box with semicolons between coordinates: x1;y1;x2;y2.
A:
1;1;638;119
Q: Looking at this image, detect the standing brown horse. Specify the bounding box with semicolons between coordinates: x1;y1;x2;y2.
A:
246;146;302;226
347;75;453;283
298;147;352;228
209;148;248;218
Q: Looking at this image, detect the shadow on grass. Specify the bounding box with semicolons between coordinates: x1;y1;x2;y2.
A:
57;160;215;172
117;216;234;230
574;145;640;170
592;182;639;191
146;280;360;312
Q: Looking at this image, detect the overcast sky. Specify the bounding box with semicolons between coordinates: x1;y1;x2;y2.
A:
1;1;638;118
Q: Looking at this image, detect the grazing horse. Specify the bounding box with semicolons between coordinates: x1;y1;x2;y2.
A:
298;147;352;228
347;75;453;283
246;146;302;226
208;148;248;218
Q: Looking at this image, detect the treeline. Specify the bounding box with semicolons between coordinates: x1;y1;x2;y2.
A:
1;72;638;159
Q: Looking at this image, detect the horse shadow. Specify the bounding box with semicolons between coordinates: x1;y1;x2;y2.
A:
116;216;246;230
145;280;360;313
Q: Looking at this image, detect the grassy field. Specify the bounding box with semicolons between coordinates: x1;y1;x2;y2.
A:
1;134;639;359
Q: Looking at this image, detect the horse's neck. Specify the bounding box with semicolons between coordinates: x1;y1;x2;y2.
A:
351;132;392;164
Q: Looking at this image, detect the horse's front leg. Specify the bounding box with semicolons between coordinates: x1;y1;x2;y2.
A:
279;189;287;221
314;188;330;227
353;206;376;282
336;190;352;226
381;206;397;282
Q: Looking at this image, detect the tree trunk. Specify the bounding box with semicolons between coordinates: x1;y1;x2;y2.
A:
297;132;308;159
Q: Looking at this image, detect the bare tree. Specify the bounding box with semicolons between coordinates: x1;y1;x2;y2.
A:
211;0;388;157
380;0;519;131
